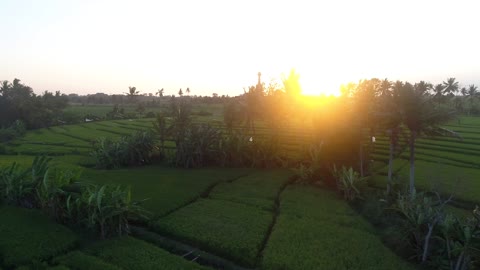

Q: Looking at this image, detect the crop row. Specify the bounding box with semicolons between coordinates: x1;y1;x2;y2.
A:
261;185;414;270
151;169;292;267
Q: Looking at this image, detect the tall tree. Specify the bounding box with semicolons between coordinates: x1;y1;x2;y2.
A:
125;86;139;102
398;83;458;193
376;79;405;194
467;84;478;111
378;79;392;97
442;77;459;96
156;88;164;97
433;84;444;102
282;69;301;98
186;87;190;95
178;88;183;97
352;79;379;177
414;81;432;96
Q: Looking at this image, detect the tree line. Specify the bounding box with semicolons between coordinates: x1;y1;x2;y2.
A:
0;79;69;129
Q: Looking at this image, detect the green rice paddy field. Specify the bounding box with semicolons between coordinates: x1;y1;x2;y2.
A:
0;112;479;269
371;116;480;206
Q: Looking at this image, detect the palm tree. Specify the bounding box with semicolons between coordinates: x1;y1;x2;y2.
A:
414;81;432;96
377;84;403;194
156;88;164;97
460;87;468;96
352;79;378;177
442;77;459;96
282;69;302;98
468;84;478;97
433;84;444;101
378;79;392;97
398;84;458;193
125;86;139;102
186;87;190;95
467;84;478;112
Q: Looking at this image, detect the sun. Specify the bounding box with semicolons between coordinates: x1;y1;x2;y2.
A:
283;68;343;97
300;78;342;97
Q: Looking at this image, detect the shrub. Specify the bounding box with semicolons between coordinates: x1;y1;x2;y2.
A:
219;131;251;167
247;136;287;168
293;142;323;184
393;190;480;268
0;120;26;142
78;185;150;238
174;124;222;168
91;131;156;169
333;165;364;201
0;156;52;207
36;168;81;222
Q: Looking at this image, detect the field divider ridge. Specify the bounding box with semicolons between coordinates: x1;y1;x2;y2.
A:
152;172;252;221
254;174;297;267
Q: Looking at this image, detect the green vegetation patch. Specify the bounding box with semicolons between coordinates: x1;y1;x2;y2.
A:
152;198;272;267
13;128;90;147
372;159;480;203
53;251;121;270
0;155;35;168
261;186;413;270
0;206;78;268
81;166;251;217
86;236;211;270
209;169;293;210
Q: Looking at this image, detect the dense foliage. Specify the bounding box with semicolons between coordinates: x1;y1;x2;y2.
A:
0;157;149;239
393;191;480;269
0;79;68;129
91;131;157;169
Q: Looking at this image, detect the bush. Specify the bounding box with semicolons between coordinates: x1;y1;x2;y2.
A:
393;190;480;268
0;156;52;208
0;120;26;142
91;131;156;169
68;184;150;239
333;165;364;201
220;132;287;168
1;157;149;239
293;143;323;184
174;124;222;168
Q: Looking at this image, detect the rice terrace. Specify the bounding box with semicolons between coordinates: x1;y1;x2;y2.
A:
1;1;480;270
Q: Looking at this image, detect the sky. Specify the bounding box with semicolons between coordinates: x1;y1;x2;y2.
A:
1;0;479;96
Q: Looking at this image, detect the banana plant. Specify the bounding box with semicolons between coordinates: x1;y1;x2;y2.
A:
332;165;364;201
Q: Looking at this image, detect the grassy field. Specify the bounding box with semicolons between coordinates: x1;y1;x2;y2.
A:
80;166;252;217
0;206;78;268
151;169;291;267
1;112;480;269
371;116;480;207
261;185;414;270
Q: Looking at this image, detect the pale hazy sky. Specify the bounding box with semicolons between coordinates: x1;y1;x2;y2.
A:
1;0;479;96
